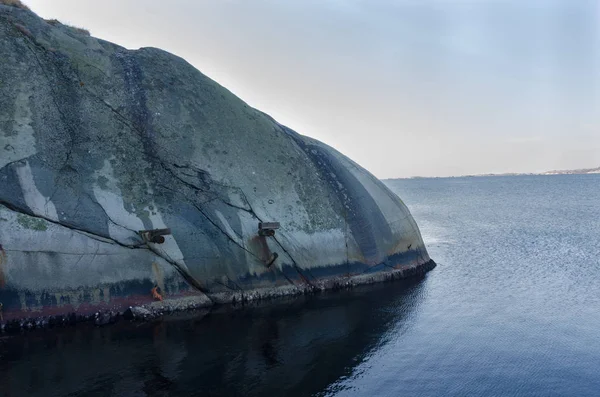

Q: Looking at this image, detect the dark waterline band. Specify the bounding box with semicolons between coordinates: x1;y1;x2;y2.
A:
0;259;436;333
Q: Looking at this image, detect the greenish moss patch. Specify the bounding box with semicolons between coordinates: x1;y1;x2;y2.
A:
17;214;48;231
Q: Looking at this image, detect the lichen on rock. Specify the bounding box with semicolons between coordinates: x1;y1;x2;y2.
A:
16;213;47;231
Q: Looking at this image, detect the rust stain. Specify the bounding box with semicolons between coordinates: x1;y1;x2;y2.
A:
151;262;165;295
151;286;163;301
248;235;273;263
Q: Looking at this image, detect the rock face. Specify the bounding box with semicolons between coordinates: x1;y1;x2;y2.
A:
0;5;434;323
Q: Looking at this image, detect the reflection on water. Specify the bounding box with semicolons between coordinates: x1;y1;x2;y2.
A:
0;277;429;397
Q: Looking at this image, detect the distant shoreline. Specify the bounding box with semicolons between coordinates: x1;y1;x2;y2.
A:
387;166;600;180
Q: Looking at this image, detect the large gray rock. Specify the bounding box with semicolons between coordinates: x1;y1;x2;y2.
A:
0;4;434;323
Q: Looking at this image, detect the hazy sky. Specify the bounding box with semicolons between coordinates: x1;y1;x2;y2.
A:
25;0;600;178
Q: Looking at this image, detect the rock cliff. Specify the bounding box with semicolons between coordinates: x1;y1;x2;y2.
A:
0;4;434;325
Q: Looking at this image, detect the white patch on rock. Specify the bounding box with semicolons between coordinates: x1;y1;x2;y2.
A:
214;209;243;247
15;161;59;221
93;158;144;241
92;160;188;271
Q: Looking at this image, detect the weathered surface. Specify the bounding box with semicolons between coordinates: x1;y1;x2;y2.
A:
0;5;434;326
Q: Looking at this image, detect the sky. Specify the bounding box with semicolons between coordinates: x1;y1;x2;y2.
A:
24;0;600;178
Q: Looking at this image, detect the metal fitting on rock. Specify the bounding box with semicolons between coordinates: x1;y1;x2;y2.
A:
258;222;280;237
138;228;171;244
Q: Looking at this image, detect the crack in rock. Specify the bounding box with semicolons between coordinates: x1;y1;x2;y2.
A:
0;199;143;249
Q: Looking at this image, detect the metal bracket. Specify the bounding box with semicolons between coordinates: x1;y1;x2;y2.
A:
258;222;280;237
138;228;171;244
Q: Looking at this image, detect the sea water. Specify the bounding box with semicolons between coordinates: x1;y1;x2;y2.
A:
1;174;599;396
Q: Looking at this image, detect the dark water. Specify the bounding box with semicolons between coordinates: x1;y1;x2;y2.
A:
1;175;599;396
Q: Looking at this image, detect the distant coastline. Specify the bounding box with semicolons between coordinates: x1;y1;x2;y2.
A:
391;166;600;180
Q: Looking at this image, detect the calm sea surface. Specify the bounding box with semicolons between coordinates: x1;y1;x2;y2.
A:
1;175;599;396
